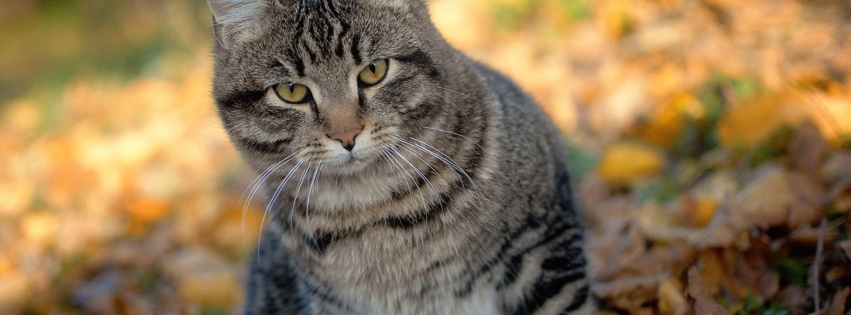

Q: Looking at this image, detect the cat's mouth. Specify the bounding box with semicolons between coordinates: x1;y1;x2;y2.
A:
320;149;380;175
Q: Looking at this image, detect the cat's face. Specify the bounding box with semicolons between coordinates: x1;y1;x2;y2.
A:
211;0;453;176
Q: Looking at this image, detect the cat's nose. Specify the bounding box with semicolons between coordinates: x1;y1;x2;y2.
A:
327;126;363;151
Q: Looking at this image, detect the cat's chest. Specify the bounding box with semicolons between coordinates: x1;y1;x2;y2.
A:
299;226;502;314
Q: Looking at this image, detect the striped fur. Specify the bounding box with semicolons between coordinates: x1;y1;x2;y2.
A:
208;0;594;314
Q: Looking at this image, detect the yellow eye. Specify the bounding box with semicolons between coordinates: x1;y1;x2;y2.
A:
274;83;311;103
358;59;389;86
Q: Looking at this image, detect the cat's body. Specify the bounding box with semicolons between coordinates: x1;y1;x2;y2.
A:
208;1;592;314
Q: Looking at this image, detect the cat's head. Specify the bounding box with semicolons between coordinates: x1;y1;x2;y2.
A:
209;0;461;176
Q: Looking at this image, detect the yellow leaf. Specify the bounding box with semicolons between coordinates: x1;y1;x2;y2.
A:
716;92;809;149
597;141;665;185
681;195;719;227
123;197;170;224
178;271;243;308
20;212;58;244
630;93;703;148
658;277;688;315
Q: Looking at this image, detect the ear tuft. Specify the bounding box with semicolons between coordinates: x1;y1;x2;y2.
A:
208;0;271;48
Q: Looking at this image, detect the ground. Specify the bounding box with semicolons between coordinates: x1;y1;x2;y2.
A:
0;0;849;314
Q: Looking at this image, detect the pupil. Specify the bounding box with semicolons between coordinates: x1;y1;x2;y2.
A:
369;64;376;74
288;84;296;93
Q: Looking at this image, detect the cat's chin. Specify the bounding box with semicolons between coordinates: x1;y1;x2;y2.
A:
320;153;380;176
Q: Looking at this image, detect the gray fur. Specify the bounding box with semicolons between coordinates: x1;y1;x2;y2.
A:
208;0;594;314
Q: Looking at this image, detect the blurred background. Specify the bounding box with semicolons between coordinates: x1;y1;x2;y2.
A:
1;0;850;314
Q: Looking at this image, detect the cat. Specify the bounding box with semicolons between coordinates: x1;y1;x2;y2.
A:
207;0;593;314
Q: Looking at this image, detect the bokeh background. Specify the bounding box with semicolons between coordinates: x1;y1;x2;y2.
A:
1;0;850;314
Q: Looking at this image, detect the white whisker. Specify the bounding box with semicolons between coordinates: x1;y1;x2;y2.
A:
391;146;429;211
242;152;297;248
306;162;323;253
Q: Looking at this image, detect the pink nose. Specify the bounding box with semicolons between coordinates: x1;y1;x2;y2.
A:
327;127;362;151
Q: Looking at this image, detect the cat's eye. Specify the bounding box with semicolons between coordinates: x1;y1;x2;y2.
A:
274;83;311;104
358;59;389;86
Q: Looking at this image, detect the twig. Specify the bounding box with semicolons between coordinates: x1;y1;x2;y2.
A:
812;217;827;314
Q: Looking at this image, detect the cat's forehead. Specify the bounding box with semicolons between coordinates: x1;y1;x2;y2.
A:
259;1;420;64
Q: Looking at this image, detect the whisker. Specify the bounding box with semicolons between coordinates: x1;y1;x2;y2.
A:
406;138;487;207
289;163;313;251
395;143;440;200
421;126;487;153
242;152;297;248
306;162;323;253
391;146;429;211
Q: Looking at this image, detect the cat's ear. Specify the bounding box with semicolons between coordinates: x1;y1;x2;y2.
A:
208;0;274;50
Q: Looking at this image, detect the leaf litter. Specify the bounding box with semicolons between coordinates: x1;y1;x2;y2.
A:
0;0;850;313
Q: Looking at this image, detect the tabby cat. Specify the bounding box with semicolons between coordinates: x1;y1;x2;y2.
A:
207;0;593;314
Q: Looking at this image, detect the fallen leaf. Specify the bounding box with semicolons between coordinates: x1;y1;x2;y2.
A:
827;286;850;315
773;285;810;315
592;273;669;312
822;151;851;182
0;273;28;311
658;277;688;315
178;270;243;308
790;122;829;174
597;141;665;186
716;92;809;150
733;164;796;229
785;172;826;229
19;211;58;244
681;195;718;227
686;267;732;315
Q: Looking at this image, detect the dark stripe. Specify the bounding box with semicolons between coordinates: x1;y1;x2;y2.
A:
293;55;306;77
457;218;580;297
217;89;264;109
514;269;586;315
236;136;293;154
396;49;440;78
385;189;454;229
302;232;336;255
301;279;357;313
401;102;437;123
540;246;585;271
496;252;525;290
350;34;362;64
562;284;590;313
388;156;447;202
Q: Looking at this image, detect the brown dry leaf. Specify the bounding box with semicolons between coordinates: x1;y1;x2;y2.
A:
658;277;688;315
686;267;732;315
592;272;669;312
695;250;734;297
839;240;851;261
736;251;780;300
790;122;830;174
732;164;796;229
593;220;647;281
828;286;850;315
826;183;851;214
785;172;826;229
822;151;851;182
596;141;665;186
776;285;811;315
163;247;243;308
